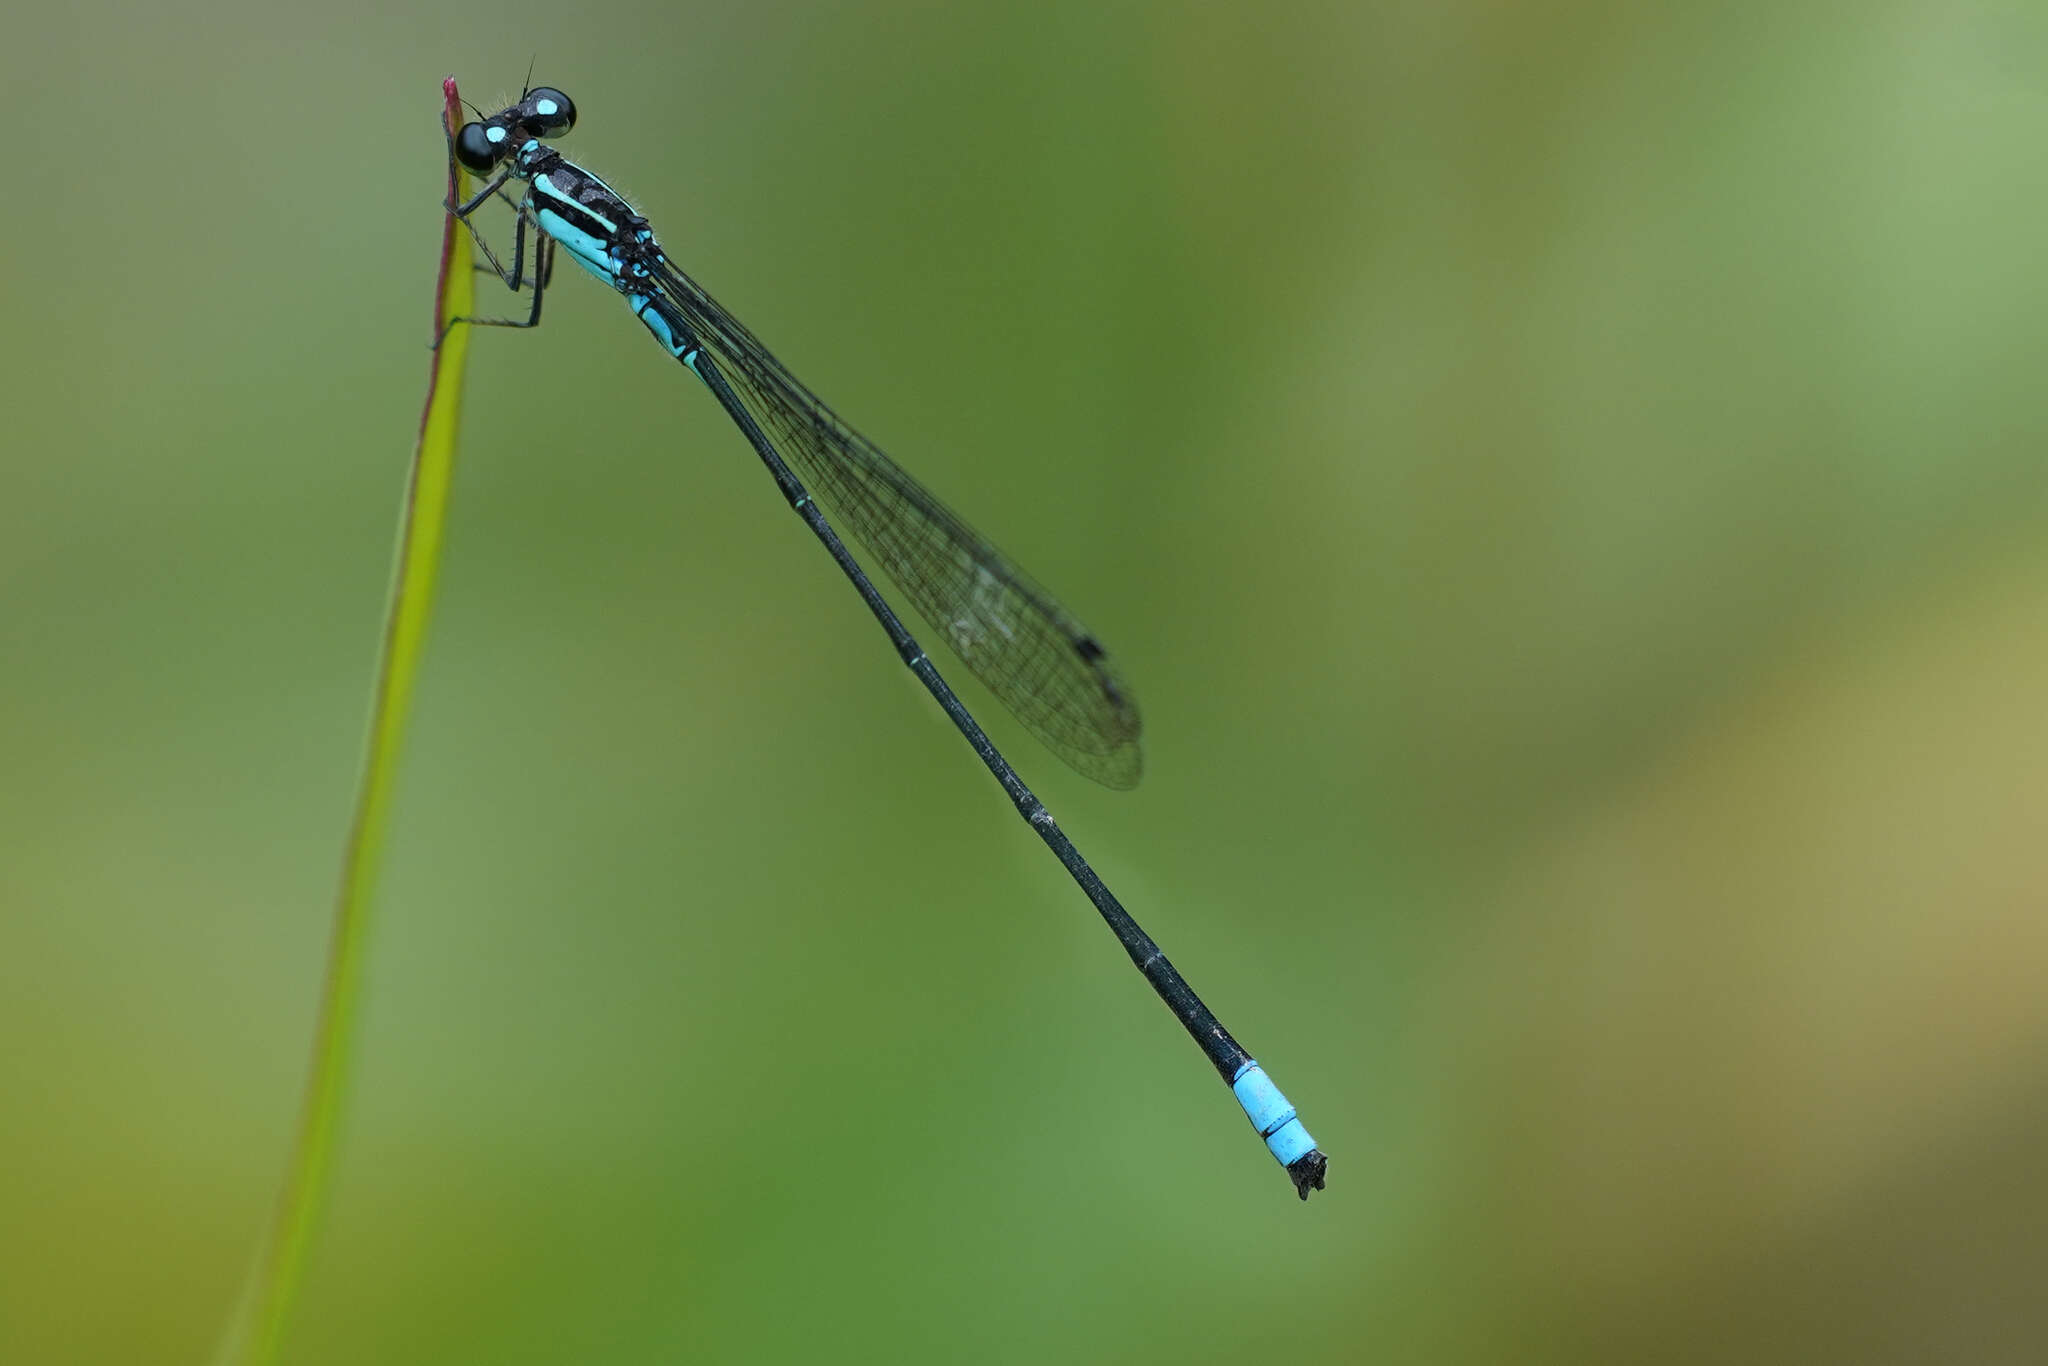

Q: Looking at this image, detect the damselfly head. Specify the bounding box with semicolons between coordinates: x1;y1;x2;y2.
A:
454;86;578;174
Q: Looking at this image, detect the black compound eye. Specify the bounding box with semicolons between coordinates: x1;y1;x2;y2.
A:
520;87;576;139
454;121;507;174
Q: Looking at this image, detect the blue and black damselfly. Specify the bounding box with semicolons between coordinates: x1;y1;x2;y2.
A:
443;84;1326;1199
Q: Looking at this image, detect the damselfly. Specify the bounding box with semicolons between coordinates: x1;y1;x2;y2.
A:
444;83;1326;1199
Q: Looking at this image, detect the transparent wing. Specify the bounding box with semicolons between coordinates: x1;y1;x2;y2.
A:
651;260;1142;789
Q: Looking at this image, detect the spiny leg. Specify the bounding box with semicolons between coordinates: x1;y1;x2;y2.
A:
436;234;555;348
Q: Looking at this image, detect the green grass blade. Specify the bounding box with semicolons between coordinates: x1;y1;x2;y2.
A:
213;76;477;1366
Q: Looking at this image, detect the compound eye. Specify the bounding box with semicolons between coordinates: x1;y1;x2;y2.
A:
454;121;507;173
520;87;576;138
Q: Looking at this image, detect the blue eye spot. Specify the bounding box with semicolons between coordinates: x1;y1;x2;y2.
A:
485;125;507;144
535;98;558;116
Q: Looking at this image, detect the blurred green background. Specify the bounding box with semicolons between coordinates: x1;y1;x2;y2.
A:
6;1;2048;1362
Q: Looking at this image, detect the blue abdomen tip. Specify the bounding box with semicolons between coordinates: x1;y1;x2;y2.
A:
1231;1061;1318;1167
